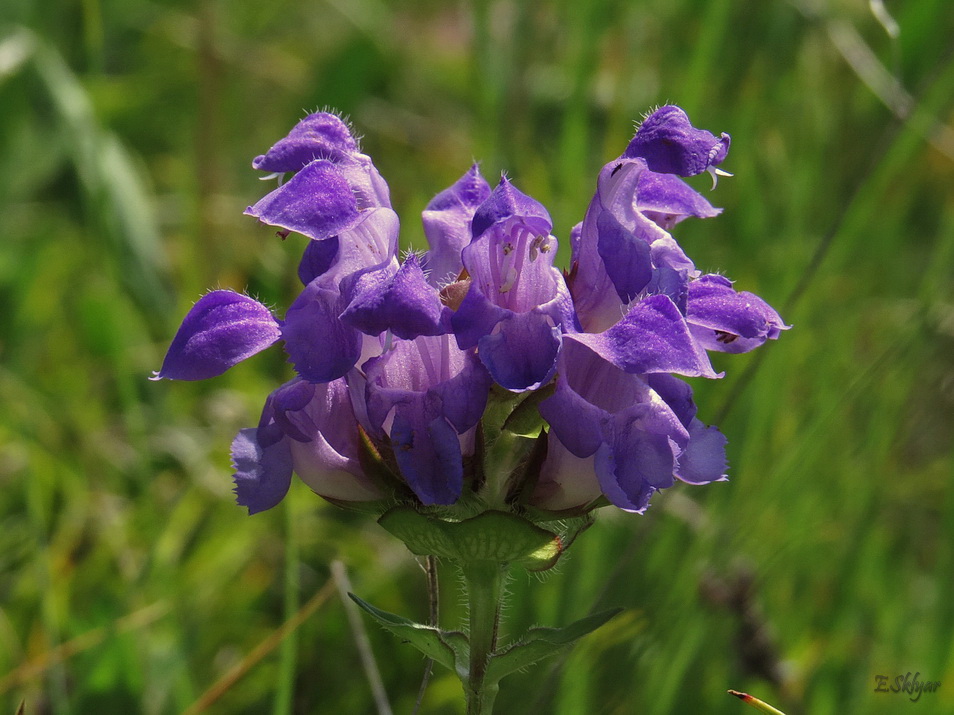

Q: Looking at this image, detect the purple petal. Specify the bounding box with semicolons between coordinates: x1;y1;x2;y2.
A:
645;265;690;314
259;378;317;444
461;227;563;315
649;235;696;275
538;383;605;458
428;349;493;433
569;158;672;332
231;428;293;514
636;170;721;230
595;420;675;513
421;165;491;287
566;294;718;378
252;112;359;173
478;311;561;391
675;419;728;485
596;209;653;304
338;154;392;210
289;431;383;502
286;378;385;502
451;284;509;350
624;105;730;177
297;236;340;285
341;254;447;339
281;279;362;382
316;208;401;286
568;219;627;334
391;409;463;505
428;164;492;212
532;434;602;511
153;291;280;380
362;334;478;431
645;374;696;428
591;159;661;238
687;274;789;353
245;160;361;241
471;176;552;241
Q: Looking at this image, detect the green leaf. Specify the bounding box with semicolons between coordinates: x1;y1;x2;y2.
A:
378;507;563;569
484;608;623;684
348;593;468;677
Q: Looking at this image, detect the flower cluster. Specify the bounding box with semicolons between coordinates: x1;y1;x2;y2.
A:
155;106;786;517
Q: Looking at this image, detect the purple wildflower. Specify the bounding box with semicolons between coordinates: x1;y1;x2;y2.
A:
156;106;786;518
361;334;492;505
533;341;726;512
232;377;386;514
451;178;577;391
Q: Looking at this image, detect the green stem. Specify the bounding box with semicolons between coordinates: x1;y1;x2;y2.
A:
461;560;508;715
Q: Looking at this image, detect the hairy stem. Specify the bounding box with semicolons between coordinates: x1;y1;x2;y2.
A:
461;561;508;715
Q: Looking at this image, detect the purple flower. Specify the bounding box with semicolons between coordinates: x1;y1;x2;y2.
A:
242;126;404;382
251;111;391;209
685;274;790;353
361;334;492;505
421;165;492;288
568;110;786;364
157;106;787;520
570;156;700;333
232;377;386;514
533;341;726;512
252;112;360;172
451;178;577;391
625;104;730;180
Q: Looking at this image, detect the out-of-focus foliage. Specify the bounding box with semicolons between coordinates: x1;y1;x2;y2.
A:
1;0;953;713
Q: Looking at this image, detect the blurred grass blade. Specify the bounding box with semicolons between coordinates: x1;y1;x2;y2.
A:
0;602;169;695
0;29;35;83
22;29;174;316
272;502;300;715
184;580;336;714
333;563;394;715
728;690;788;715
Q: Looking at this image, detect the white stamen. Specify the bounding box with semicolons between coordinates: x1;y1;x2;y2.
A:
499;266;518;293
257;172;286;186
707;166;733;190
529;237;541;262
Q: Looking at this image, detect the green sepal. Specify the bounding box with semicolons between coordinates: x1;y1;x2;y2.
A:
501;383;555;437
320;495;394;516
348;593;469;678
378;507;562;569
484;608;623;684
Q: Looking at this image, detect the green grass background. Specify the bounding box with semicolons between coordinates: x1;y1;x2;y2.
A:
1;0;953;712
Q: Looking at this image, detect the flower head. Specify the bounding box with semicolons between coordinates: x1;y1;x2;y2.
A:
156;106;786;520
